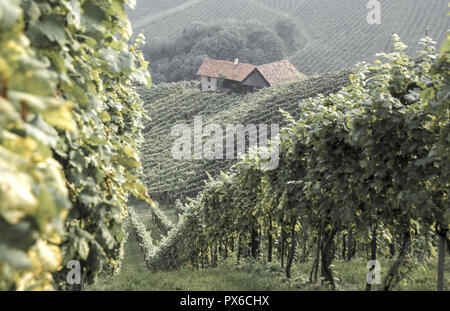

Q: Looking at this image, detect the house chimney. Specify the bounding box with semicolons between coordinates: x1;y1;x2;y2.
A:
234;58;239;66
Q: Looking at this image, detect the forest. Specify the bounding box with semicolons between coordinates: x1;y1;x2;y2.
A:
142;18;300;83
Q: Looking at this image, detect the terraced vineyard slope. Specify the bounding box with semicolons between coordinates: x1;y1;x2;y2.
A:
137;70;351;204
130;0;297;40
288;0;449;74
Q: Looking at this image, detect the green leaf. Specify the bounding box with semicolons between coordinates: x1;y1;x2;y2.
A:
75;238;90;260
24;115;59;147
0;244;32;270
0;0;21;31
439;39;450;54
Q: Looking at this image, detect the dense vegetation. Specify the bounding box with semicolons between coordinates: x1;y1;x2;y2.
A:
0;0;150;290
128;0;449;76
143;18;301;84
131;35;449;290
138;70;351;204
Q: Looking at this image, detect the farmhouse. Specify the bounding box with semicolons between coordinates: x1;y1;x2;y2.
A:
197;58;302;93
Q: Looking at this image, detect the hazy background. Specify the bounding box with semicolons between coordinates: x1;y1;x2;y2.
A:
125;0;449;84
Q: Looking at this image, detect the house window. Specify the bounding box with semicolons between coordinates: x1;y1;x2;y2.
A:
207;77;211;82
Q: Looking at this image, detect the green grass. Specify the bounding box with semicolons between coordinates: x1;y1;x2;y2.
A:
290;257;450;291
92;235;450;291
94;263;296;291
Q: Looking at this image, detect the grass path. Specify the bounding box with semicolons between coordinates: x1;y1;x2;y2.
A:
92;232;450;291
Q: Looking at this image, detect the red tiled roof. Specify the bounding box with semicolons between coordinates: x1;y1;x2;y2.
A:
257;60;301;86
196;58;256;82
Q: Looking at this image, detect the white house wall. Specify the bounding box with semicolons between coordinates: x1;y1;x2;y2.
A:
201;76;218;92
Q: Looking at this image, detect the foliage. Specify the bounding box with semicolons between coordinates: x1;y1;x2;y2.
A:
419;32;450;234
0;0;151;290
128;207;155;269
133;35;449;290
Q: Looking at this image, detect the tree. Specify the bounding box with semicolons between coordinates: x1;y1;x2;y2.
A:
143;19;296;84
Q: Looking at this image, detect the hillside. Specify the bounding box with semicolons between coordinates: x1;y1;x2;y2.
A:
128;0;449;75
129;0;298;41
137;69;351;205
287;0;449;74
125;0;191;24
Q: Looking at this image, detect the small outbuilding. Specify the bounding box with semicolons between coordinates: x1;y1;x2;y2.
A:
257;59;303;87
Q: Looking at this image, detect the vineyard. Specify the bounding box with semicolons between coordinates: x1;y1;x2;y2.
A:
125;0;191;21
0;0;151;290
1;0;449;293
289;0;449;74
137;70;351;204
130;34;450;291
127;0;449;75
129;0;297;40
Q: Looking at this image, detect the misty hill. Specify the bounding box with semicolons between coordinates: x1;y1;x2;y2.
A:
129;0;294;41
128;0;449;75
282;0;449;74
125;0;191;23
